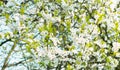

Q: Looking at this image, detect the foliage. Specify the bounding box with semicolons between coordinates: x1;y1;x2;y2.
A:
0;0;120;70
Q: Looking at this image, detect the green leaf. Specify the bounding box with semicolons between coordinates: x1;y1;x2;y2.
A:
0;1;3;6
26;45;31;52
69;45;75;51
32;41;40;48
66;19;71;31
76;60;80;64
54;10;58;16
37;12;42;17
81;62;87;67
5;13;9;19
3;13;10;24
77;52;82;57
20;7;25;15
56;0;61;3
34;0;39;3
0;34;2;39
48;21;53;32
38;61;45;67
81;23;86;30
101;53;106;59
106;57;111;63
96;0;101;3
86;15;90;24
64;0;68;3
96;13;105;24
39;26;44;32
114;21;119;30
4;32;11;39
86;42;92;48
67;64;73;70
100;48;105;53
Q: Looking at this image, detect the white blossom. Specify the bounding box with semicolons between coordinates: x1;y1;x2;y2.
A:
50;37;60;46
47;51;56;60
112;42;120;52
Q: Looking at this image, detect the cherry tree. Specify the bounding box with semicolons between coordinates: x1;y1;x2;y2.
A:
0;0;120;70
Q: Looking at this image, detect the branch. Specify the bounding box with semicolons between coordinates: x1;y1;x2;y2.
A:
0;38;11;46
83;6;96;20
7;60;25;67
7;57;33;67
1;40;18;70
